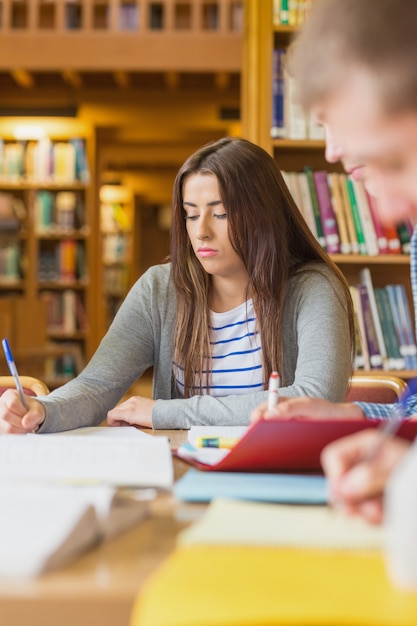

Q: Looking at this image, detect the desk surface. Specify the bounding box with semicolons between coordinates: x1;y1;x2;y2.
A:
0;429;196;626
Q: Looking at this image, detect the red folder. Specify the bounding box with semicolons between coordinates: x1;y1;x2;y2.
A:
175;418;417;473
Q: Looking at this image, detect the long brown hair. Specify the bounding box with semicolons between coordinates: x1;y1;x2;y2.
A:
171;137;354;397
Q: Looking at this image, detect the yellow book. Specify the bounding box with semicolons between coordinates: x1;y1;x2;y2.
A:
131;499;417;626
132;546;417;626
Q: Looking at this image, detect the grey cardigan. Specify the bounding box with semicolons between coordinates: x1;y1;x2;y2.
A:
38;262;352;432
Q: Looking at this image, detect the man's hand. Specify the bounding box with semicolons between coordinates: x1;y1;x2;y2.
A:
321;430;410;524
250;397;365;423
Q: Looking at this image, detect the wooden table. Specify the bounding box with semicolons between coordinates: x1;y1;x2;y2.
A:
0;430;200;626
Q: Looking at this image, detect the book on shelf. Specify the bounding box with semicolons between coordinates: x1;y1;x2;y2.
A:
344;177;367;254
352;180;379;256
42;289;88;334
365;190;390;254
397;221;412;254
357;283;383;370
295;171;318;239
374;288;405;370
391;284;417;369
303;166;325;248
385;285;415;370
338;173;359;253
350;285;370;370
271;48;286;139
1;138;89;183
327;173;351;254
313;170;340;253
284;70;308;139
360;268;388;370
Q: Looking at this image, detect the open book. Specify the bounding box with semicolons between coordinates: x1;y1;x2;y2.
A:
0;483;151;579
0;427;173;579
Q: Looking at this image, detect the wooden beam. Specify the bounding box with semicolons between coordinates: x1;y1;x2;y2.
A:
164;72;180;89
10;69;34;88
62;70;82;89
214;72;230;90
113;71;130;88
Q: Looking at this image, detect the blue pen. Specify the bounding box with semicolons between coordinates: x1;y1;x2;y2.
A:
2;338;28;410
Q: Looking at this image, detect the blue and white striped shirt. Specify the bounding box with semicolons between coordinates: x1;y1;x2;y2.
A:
358;226;417;420
175;299;264;397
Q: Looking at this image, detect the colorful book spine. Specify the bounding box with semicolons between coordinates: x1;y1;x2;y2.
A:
304;166;325;248
358;283;383;369
385;285;415;369
374;288;405;370
338;174;359;253
345;177;367;254
271;49;286;139
350;285;369;370
296;172;318;240
327;173;350;254
360;268;388;370
397;222;412;254
352;180;379;256
395;284;417;368
365;191;389;254
313;171;340;253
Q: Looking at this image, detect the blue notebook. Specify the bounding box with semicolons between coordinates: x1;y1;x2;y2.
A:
174;469;328;504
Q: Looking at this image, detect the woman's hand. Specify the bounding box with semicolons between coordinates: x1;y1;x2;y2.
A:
250;397;365;423
0;389;46;434
107;395;156;429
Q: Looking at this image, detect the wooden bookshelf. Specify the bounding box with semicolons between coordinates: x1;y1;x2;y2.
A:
99;183;136;337
242;0;416;379
0;124;96;388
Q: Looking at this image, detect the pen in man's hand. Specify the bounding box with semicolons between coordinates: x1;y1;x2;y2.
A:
2;338;28;410
267;371;280;411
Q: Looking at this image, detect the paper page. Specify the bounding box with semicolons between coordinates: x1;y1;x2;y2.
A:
178;498;385;550
0;484;150;579
0;485;100;579
44;426;154;438
0;435;173;488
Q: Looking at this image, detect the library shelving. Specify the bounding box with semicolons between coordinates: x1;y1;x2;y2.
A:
242;0;416;379
99;183;135;334
0;125;95;388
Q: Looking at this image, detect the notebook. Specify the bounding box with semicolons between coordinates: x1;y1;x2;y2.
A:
174;469;328;504
178;498;385;550
176;418;417;472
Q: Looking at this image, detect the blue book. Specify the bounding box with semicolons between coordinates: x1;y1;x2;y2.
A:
174;469;328;504
271;48;286;139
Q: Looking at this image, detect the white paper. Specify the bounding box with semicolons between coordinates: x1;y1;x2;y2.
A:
178;498;385;550
188;426;248;446
0;484;150;579
0;433;173;488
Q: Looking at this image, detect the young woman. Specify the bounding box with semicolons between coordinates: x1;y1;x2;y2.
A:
0;137;354;434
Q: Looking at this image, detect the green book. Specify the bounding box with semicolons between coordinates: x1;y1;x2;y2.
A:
345;177;367;254
374;288;404;370
304;166;325;249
